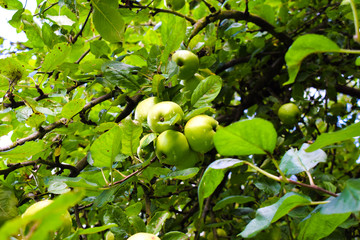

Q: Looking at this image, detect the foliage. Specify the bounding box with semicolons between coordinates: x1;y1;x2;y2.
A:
0;0;360;239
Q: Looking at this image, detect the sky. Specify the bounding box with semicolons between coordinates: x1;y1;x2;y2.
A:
0;1;37;147
0;0;37;43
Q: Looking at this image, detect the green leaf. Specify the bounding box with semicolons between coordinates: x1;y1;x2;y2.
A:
0;140;45;162
61;98;86;119
198;158;244;213
102;61;142;90
0;183;18;225
0;124;13;136
162;231;189;240
26;112;46;128
77;224;117;235
213;196;255;211
92;0;124;42
214;118;277;156
284;34;340;85
103;205;131;235
321;179;360;214
298;206;351;240
239;192;312;238
163;167;200;180
90;40;111;57
119;118;142;156
125;202;143;217
146;211;171;234
160;13;187;64
41;42;71;72
0;0;23;10
90;125;122;168
191;75;222;107
279;143;327;175
306;122;360;152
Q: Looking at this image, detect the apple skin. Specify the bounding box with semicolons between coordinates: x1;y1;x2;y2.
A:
21;199;72;237
172;50;199;80
277;103;301;125
105;231;115;240
155;130;190;166
127;233;161;240
164;0;185;10
134;97;161;123
184;115;219;153
147;101;184;133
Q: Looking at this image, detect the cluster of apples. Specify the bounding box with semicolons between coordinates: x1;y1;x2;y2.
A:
135;97;219;169
135;50;219;169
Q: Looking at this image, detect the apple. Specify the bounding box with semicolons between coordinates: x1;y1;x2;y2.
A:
182;73;205;99
21;199;72;237
134;97;161;123
164;0;185;10
184;115;219;153
155;130;190;166
127;232;160;240
105;231;115;240
176;148;203;169
172;50;199;80
277;103;301;125
208;228;228;240
147;101;184;133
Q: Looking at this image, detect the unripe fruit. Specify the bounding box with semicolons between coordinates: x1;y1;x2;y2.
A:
184;115;219;153
134;97;161;123
155;130;190;166
278;103;301;125
147;101;184;133
172;50;199;80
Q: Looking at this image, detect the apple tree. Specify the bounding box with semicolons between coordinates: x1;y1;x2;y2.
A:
0;0;360;239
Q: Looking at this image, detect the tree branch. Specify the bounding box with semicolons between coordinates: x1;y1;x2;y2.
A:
0;119;67;152
189;10;293;46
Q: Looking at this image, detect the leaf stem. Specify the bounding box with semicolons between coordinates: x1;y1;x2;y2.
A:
349;0;360;43
243;161;280;182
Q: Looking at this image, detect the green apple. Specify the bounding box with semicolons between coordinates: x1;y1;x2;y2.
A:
134;97;161;123
155;130;190;166
277;103;301;125
208;229;228;240
182;73;205;99
105;231;115;240
127;232;161;240
164;0;185;10
172;50;199;80
176;149;203;169
147;101;184;133
184;115;219;153
21;199;72;238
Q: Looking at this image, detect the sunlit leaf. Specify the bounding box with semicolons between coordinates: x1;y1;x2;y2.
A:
284;34;340;85
191;75;222;107
280;143;327;175
306;122;360;152
214;118;277;156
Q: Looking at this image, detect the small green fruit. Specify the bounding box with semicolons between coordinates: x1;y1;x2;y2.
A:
134;97;161;123
155;130;190;166
127;232;161;240
105;231;115;240
147;101;184;133
184;115;219;153
278;103;301;125
172;50;199;80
